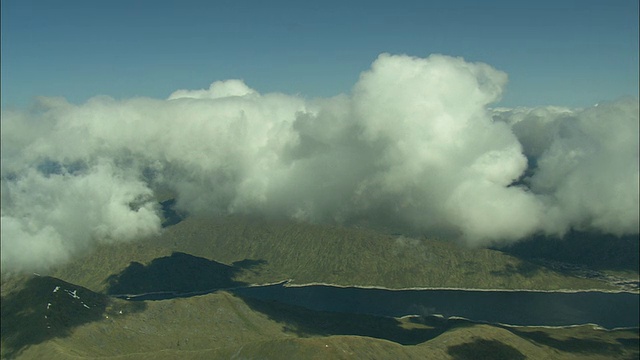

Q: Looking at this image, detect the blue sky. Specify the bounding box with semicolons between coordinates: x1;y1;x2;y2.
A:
1;0;638;108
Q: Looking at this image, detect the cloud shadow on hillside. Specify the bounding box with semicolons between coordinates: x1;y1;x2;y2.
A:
509;329;631;356
159;198;184;228
447;339;526;360
232;293;475;345
105;252;266;296
494;231;640;272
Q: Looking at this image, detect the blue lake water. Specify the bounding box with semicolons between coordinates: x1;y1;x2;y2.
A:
231;284;639;329
118;283;639;329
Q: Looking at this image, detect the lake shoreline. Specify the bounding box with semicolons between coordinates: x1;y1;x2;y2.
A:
279;279;640;294
111;278;639;299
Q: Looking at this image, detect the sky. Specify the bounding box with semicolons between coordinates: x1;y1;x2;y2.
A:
1;0;638;108
1;1;639;273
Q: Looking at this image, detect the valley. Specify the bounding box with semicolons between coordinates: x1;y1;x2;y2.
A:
2;213;638;359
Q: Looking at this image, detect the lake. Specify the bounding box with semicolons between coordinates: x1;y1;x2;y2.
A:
231;284;639;329
117;283;639;329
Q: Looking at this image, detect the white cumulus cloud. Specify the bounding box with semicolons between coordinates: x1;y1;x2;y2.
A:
1;53;638;273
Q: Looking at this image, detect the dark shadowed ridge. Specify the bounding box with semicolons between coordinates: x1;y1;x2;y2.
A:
0;275;145;359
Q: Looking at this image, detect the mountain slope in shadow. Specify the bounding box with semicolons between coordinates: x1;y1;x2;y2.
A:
496;231;639;272
105;252;265;296
1;276;112;359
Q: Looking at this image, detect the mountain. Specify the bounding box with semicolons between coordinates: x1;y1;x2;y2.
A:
48;214;622;293
2;211;638;359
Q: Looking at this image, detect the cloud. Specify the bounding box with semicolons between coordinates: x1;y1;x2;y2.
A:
1;161;160;273
498;98;640;236
167;79;258;100
1;53;638;273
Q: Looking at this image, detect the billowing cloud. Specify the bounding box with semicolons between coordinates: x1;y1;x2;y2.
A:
1;53;638;273
1;161;160;273
496;98;640;237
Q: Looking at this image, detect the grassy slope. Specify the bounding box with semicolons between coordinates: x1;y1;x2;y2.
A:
49;215;612;293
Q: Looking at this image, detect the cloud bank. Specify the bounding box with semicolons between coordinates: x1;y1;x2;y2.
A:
2;53;638;273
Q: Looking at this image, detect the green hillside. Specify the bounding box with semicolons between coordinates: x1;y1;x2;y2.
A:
49;215;616;293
